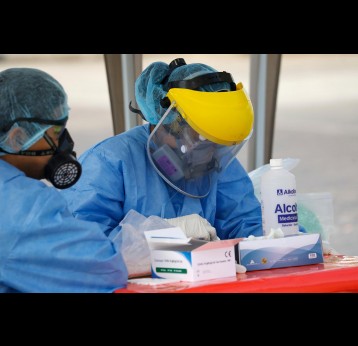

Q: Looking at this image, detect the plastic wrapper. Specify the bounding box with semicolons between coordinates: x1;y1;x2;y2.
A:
297;192;335;242
115;209;173;278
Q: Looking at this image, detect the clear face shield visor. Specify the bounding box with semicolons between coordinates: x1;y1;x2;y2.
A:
147;84;254;198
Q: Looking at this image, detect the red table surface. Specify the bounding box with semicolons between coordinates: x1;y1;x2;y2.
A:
115;255;358;293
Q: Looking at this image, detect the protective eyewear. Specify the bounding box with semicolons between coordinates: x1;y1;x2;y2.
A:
0;116;68;133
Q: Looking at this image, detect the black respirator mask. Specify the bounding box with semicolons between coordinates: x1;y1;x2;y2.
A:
42;129;82;189
0;122;82;189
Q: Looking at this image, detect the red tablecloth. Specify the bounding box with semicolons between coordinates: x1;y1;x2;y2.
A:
116;255;358;293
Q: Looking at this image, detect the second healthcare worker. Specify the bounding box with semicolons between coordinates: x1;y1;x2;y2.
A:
62;58;263;241
0;67;127;292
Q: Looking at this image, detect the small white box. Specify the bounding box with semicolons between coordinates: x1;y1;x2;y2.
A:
238;233;324;271
145;228;241;282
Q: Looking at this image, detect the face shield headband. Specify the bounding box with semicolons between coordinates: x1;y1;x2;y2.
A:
0;118;82;189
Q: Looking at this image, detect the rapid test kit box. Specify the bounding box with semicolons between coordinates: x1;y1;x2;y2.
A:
238;233;324;271
145;228;241;282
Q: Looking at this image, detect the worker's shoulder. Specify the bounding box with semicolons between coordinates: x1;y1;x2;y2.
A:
91;124;147;147
109;124;148;143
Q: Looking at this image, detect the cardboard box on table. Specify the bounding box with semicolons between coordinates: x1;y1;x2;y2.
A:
145;228;240;282
238;233;324;271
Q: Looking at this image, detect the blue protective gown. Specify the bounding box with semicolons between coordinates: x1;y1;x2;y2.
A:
0;160;128;293
62;124;263;240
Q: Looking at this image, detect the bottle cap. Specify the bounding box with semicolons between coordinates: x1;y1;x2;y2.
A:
270;158;283;167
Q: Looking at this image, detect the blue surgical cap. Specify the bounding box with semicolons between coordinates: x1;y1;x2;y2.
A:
135;60;232;124
0;68;69;156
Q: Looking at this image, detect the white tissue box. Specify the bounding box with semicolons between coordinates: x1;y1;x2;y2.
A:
145;228;241;282
238;233;324;271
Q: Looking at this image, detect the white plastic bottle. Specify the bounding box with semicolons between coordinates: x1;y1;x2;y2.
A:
260;158;299;236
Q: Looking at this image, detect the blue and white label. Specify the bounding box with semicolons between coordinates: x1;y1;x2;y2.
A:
276;188;296;196
278;213;298;223
260;164;299;236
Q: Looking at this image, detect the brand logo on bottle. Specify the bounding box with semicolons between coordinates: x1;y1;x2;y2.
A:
276;188;296;196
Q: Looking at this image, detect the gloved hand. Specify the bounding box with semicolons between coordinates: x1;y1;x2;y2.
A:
165;214;218;241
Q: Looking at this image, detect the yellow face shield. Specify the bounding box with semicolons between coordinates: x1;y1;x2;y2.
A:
166;83;254;146
146;82;254;198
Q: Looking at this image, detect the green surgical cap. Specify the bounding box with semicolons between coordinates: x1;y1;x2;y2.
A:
135;61;232;124
0;67;69;156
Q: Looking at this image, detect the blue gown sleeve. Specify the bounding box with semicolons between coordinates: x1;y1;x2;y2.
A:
62;146;126;232
214;159;263;239
0;175;128;293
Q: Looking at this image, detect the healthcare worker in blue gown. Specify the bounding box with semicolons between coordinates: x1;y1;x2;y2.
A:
0;68;127;293
63;58;263;241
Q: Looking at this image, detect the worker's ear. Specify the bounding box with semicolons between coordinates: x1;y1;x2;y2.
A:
6;127;27;151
